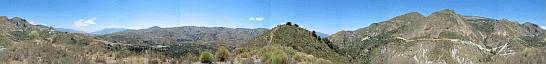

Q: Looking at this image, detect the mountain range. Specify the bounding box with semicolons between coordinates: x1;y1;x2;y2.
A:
55;28;129;35
0;9;544;64
330;9;546;64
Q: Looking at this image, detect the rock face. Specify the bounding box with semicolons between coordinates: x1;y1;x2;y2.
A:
330;9;546;64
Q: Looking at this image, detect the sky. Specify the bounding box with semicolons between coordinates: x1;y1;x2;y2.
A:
0;0;544;34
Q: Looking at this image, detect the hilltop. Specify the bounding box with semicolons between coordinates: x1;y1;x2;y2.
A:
234;23;350;63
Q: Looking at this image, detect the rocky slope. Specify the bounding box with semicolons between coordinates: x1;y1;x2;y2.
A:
329;9;546;64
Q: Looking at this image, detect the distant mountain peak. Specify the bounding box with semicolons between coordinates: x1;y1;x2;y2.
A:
91;28;128;35
436;9;456;14
10;17;25;21
428;9;458;18
54;28;87;33
149;26;161;29
9;17;30;24
0;16;33;28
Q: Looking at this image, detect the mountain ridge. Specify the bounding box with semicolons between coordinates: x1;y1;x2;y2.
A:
330;9;546;64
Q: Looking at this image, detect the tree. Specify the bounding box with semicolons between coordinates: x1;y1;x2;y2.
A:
200;50;214;63
286;22;292;26
215;46;230;62
311;31;318;39
294;24;299;27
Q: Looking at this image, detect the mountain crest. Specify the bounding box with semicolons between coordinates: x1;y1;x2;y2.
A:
400;12;424;18
430;9;456;16
149;26;161;29
9;17;32;27
389;12;425;22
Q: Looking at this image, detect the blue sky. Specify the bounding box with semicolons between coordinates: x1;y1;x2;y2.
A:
0;0;544;34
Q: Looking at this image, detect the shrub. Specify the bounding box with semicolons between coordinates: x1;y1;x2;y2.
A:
200;50;214;63
28;31;40;39
215;46;230;62
261;46;288;64
9;31;29;40
439;31;463;39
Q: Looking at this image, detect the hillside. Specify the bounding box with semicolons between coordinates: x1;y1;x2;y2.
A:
0;16;211;63
329;9;546;64
101;26;268;46
235;23;350;64
0;16;114;63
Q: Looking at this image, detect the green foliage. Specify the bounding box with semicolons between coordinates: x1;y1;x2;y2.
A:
215;46;230;62
28;31;40;39
439;31;464;39
473;22;494;33
8;31;30;40
322;38;341;53
261;46;288;64
521;35;546;47
200;50;214;63
342;27;404;64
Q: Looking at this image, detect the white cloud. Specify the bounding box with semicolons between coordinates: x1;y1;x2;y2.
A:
255;17;264;21
248;17;264;21
73;17;98;27
541;26;546;30
248;17;256;21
